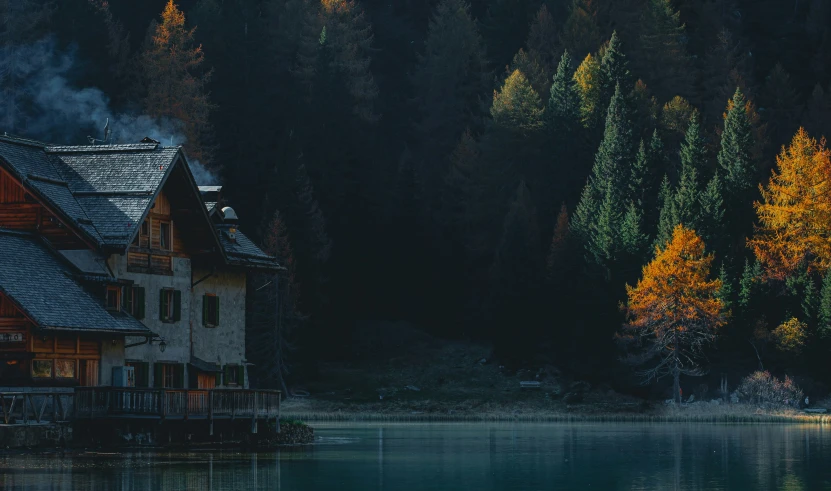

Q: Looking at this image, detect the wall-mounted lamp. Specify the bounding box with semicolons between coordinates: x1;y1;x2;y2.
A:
159;340;167;353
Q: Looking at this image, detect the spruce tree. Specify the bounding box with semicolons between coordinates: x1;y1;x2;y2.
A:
718;87;756;198
819;272;831;338
762;63;802;149
527;5;561;77
654;174;675;248
698;172;725;247
673;113;707;228
572;83;635;253
636;0;691;101
718;87;757;250
547;50;582;136
802;275;819;327
491;70;545;134
598;31;630;109
560;0;602;60
620;201;647;259
412;0;488;181
717;263;734;317
629;139;649;206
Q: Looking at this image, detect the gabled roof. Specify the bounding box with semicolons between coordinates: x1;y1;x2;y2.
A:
0;229;152;335
216;225;282;270
0;135;221;254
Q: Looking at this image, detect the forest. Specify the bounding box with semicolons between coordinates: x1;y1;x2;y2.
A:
3;0;831;399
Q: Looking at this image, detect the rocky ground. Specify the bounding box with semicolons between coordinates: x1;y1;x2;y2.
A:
281;323;830;423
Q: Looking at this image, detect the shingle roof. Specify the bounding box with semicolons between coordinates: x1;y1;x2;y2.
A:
0;229;151;335
217;226;282;270
47;145;179;246
0;135;280;270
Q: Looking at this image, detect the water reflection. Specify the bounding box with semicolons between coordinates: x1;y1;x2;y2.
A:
1;423;831;490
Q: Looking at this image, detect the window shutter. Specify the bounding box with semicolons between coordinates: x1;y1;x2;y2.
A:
137;288;145;320
141;363;149;388
173;290;181;322
176;364;185;388
153;363;163;388
237;366;245;388
159;290;166;321
202;295;208;327
215;296;220;326
215;372;222;387
224;365;232;385
124;286;133;313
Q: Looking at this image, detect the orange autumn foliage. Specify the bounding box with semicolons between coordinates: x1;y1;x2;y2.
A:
749;128;831;280
622;225;724;387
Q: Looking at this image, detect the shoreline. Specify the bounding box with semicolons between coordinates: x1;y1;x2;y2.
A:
281;399;831;424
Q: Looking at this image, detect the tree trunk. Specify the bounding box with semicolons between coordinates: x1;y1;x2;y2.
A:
673;367;681;404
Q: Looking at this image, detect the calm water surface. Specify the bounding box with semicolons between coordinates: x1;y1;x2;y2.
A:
2;423;831;490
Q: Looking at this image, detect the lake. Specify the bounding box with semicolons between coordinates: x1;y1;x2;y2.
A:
2;423;831;490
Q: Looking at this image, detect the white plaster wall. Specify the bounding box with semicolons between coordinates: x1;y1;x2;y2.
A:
112;255;193;386
191;267;247;387
99;338;125;386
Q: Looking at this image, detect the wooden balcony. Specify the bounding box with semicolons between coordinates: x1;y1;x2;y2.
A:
74;387;281;421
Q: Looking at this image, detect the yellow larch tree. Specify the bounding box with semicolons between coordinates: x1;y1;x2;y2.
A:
749;128;831;280
572;52;600;127
142;0;215;167
620;224;725;403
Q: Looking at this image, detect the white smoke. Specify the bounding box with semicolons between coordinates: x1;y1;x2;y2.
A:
188;159;218;186
1;37;219;185
3;37;185;146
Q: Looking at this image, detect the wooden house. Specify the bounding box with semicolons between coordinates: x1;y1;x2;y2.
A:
0;135;280;389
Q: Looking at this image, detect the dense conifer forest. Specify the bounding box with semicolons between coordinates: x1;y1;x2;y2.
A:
4;0;831;397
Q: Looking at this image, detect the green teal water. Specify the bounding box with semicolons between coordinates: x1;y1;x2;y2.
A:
2;423;831;490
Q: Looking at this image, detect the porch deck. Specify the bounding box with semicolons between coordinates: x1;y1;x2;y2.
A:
1;388;281;424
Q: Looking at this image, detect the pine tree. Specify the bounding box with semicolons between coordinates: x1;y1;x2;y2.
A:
717;263;734;317
803;84;831;140
560;0;602;60
547;203;571;283
629;139;649;206
698;172;725;247
490;181;543;358
620;201;647;259
412;0;489;176
508;50;549;103
572;83;636;260
142;0;216;167
636;0;691;101
547;50;582;136
717;87;757;248
802;274;819;327
738;258;756;312
491;70;545;135
598;31;630;109
526;4;561;77
573;52;602;127
762;63;801;150
654;174;675;248
819;272;831;338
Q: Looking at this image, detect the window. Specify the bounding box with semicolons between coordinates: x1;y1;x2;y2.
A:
141;220;149;237
126;361;149;388
32;360;52;378
223;365;244;387
123;286;145;319
159;221;171;250
159;289;181;322
202;294;219;327
106;286;121;311
55;359;76;379
154;363;184;388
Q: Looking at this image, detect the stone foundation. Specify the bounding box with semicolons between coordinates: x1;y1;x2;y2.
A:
0;424;72;448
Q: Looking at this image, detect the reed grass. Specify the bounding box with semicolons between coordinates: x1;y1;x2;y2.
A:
282;407;831;424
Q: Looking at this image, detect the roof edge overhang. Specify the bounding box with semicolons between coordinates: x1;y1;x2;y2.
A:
39;326;154;336
0;158;102;251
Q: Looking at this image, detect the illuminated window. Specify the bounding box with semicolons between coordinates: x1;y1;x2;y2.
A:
55;359;76;379
32;360;52;378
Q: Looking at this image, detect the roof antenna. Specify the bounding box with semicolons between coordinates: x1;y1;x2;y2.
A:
87;118;110;145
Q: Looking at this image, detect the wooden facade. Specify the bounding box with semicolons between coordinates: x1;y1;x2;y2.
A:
0;294;102;387
0;168;88;249
127;190;187;275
